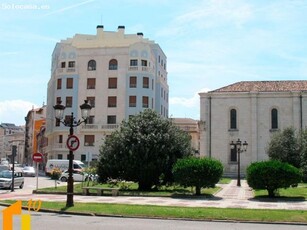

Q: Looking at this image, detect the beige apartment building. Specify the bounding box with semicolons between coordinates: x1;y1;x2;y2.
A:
199;81;307;175
46;26;169;162
0;123;24;164
171;118;200;155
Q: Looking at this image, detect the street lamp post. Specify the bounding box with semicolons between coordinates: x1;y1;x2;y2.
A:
53;100;92;207
230;139;248;187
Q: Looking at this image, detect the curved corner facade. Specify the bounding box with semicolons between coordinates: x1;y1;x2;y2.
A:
46;26;169;162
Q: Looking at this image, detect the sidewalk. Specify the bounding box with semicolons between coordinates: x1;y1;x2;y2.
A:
0;180;306;210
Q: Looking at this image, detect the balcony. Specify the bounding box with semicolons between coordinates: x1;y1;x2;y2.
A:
45;143;67;152
128;66;154;73
82;124;119;130
56;68;76;75
128;67;138;71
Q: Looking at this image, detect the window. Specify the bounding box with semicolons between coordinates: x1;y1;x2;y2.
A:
87;97;95;108
57;79;62;89
109;59;118;70
56;97;61;104
142;96;149;108
64;115;71;124
66;97;72;107
88;60;96;71
88;116;95;124
108;78;117;89
230;146;237;162
230;109;237;129
107;115;116;124
59;135;63;143
130;59;138;66
130;76;137;88
61;62;65;68
108;96;117;107
271;108;278;129
129;96;136;107
58;154;63;159
66;78;73;89
141;60;147;66
68;61;75;68
84;135;95;146
143;77;149;88
87;78;96;89
81;154;86;162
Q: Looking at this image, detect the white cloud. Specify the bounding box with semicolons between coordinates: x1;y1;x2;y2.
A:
0;100;39;126
170;88;210;108
157;0;253;37
43;0;96;16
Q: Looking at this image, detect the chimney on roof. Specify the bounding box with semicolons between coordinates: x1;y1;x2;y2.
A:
137;32;143;38
118;25;125;35
96;25;104;38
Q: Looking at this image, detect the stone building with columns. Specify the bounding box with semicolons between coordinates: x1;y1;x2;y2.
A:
199;81;307;175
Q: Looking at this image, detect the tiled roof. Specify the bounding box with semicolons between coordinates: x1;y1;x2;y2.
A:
211;81;307;93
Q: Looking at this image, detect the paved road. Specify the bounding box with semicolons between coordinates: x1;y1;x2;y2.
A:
0;206;306;230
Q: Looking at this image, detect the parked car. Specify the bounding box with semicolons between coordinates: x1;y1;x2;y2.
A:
0;170;24;189
22;166;36;177
59;169;89;182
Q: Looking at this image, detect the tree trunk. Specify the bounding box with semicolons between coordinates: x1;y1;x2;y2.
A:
195;186;201;195
268;189;276;198
138;181;152;191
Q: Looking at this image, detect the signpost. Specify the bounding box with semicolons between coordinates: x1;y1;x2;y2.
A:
66;135;80;151
32;153;43;190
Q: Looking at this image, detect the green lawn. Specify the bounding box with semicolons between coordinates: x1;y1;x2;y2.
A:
1;200;306;223
3;179;307;223
37;178;230;197
253;183;307;200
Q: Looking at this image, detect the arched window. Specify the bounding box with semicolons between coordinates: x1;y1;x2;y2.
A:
109;59;118;70
230;109;237;129
88;60;96;71
271;108;278;129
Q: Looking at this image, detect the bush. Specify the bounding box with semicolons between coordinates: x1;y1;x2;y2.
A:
172;157;223;195
301;165;307;183
50;168;62;180
246;160;302;198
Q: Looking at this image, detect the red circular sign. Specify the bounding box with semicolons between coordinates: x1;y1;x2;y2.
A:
66;135;80;151
33;152;43;162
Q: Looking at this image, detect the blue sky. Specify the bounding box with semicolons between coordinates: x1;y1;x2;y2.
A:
0;0;306;126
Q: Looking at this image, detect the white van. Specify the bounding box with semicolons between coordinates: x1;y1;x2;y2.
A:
45;159;85;176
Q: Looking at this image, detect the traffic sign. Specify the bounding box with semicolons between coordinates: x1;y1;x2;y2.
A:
66;135;80;151
32;153;43;163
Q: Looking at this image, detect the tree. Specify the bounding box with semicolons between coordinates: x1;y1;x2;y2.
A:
298;129;307;182
246;160;302;198
172;157;223;195
97;109;192;190
267;127;301;168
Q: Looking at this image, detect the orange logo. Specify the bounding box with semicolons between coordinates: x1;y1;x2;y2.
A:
2;200;41;230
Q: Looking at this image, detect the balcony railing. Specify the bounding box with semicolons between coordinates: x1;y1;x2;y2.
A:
128;67;138;71
128;66;153;72
45;143;67;152
56;68;76;74
82;124;119;130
